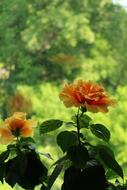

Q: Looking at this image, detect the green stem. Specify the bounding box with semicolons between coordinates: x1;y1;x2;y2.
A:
76;108;81;146
16;136;20;142
15;137;21;153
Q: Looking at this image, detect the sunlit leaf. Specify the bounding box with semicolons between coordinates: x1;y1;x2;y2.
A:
39;152;53;160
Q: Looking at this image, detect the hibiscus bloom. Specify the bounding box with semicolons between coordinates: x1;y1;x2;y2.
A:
59;80;115;113
7;93;32;115
0;112;37;144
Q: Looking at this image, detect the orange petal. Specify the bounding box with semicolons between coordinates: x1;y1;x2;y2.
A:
0;128;14;144
11;112;26;120
20;126;33;137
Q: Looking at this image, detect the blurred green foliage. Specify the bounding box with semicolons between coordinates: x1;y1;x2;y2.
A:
0;0;127;189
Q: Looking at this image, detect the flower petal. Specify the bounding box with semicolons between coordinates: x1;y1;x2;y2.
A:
0;128;14;144
59;80;115;113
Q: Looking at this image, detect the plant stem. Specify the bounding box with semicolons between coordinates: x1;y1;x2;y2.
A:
76;108;81;146
15;137;21;153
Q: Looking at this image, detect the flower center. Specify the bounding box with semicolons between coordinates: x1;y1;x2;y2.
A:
11;127;21;138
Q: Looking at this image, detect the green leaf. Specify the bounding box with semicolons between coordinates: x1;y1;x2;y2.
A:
5;151;48;189
7;144;16;151
41;184;47;190
17;152;47;189
67;145;89;169
5;153;28;187
20;137;36;150
20;137;35;144
39;152;53;160
57;131;78;152
106;169;118;180
71;131;84;139
98;147;123;179
47;164;63;190
65;122;75;127
40;119;63;134
0;150;10;163
90;124;110;142
52;155;68;167
96;145;115;158
79;114;92;128
0;163;6;183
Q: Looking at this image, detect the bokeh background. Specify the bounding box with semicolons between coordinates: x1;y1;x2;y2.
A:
0;0;127;189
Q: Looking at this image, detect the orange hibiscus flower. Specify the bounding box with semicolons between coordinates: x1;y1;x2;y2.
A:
0;112;37;144
59;80;115;113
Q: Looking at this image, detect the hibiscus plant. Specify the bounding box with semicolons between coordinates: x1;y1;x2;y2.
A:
0;80;126;190
0;112;48;189
40;80;125;190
